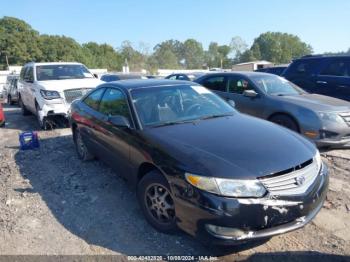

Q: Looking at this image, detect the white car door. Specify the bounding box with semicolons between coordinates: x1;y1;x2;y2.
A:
23;66;36;112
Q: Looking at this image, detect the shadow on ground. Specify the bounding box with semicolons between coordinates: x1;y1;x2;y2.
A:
13;134;270;256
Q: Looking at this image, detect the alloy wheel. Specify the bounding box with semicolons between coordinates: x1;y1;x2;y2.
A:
144;183;175;224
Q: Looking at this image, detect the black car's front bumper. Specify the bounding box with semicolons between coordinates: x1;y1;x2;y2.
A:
171;164;328;245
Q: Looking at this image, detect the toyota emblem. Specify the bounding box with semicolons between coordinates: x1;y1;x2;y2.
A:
295;176;306;186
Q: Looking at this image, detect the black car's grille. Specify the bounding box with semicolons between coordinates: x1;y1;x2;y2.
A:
339;112;350;126
64;88;92;104
259;158;319;196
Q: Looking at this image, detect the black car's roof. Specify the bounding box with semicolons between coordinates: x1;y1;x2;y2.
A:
100;79;196;90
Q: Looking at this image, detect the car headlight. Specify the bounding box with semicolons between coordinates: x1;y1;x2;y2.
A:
40;90;61;100
315;150;322;172
318;112;344;123
185;173;266;197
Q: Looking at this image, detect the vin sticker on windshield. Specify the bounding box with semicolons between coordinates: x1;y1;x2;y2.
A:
191;85;211;94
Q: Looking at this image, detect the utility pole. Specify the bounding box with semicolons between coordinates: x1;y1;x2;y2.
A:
5;55;9;70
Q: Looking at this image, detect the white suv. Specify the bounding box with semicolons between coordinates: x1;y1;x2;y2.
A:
18;62;102;129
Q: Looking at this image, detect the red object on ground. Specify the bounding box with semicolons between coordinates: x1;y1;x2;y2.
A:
0;103;5;127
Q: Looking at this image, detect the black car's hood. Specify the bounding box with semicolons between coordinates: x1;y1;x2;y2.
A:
274;93;350;112
142;114;316;179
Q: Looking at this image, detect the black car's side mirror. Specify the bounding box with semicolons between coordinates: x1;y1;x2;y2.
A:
243;90;258;98
108;115;130;129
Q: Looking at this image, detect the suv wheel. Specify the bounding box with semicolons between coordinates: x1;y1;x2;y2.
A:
270;114;299;132
137;171;177;233
35;103;47;130
8;95;14;105
73;128;94;161
19;96;31;116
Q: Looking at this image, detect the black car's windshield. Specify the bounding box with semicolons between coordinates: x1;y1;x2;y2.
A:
36;64;94;81
131;84;235;127
251;74;306;96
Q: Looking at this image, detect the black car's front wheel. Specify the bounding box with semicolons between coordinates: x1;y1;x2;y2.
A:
137;171;177;233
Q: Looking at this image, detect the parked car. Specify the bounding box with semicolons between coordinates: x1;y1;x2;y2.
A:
70;79;328;246
6;76;19;105
282;55;350;101
165;73;204;81
195;72;350;147
1;74;18;99
255;66;287;76
18;62;102;129
0;103;5;127
100;73;144;82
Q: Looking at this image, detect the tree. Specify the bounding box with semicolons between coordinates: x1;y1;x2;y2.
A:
119;41;146;71
206;42;232;68
0;16;42;67
152;47;179;69
242;32;313;64
182;39;204;69
152;40;184;68
230;36;248;58
82;42;122;70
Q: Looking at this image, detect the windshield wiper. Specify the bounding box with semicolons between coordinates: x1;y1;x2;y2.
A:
151;119;197;128
199;113;234;120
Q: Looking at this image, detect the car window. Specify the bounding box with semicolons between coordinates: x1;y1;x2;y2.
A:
227;76;253;94
320;60;349;77
201;76;226;92
24;67;34;82
99;88;130;120
131;84;234;127
20;67;27;80
36;64;93;81
287;60;318;75
177;75;188;80
83;88;105;111
168;75;177;80
250;74;302;95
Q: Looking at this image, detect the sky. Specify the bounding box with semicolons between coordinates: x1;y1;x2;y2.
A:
1;0;350;54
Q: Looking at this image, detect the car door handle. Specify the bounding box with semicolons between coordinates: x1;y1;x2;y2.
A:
316;81;328;84
338;85;347;88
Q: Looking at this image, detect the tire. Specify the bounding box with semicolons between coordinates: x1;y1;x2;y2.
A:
19;96;31;116
270;114;299;132
8;95;14;105
73;127;94;161
35;103;48;130
137;171;177;233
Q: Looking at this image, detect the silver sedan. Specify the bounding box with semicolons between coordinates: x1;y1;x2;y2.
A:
195;72;350;147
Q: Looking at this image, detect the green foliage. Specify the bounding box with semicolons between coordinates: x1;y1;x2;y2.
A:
83;42;122;71
0;16;42;66
206;42;232;68
238;32;313;64
0;16;322;72
182;39;204;69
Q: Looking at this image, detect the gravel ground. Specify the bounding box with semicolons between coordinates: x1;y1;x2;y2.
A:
0;104;349;261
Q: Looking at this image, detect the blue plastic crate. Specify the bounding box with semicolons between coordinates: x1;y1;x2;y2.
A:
19;131;40;150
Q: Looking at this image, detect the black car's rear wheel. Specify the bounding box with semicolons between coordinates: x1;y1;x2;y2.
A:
73;128;94;161
137;171;177;233
270;114;299;132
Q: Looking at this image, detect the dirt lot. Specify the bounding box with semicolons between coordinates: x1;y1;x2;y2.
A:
0;104;349;261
